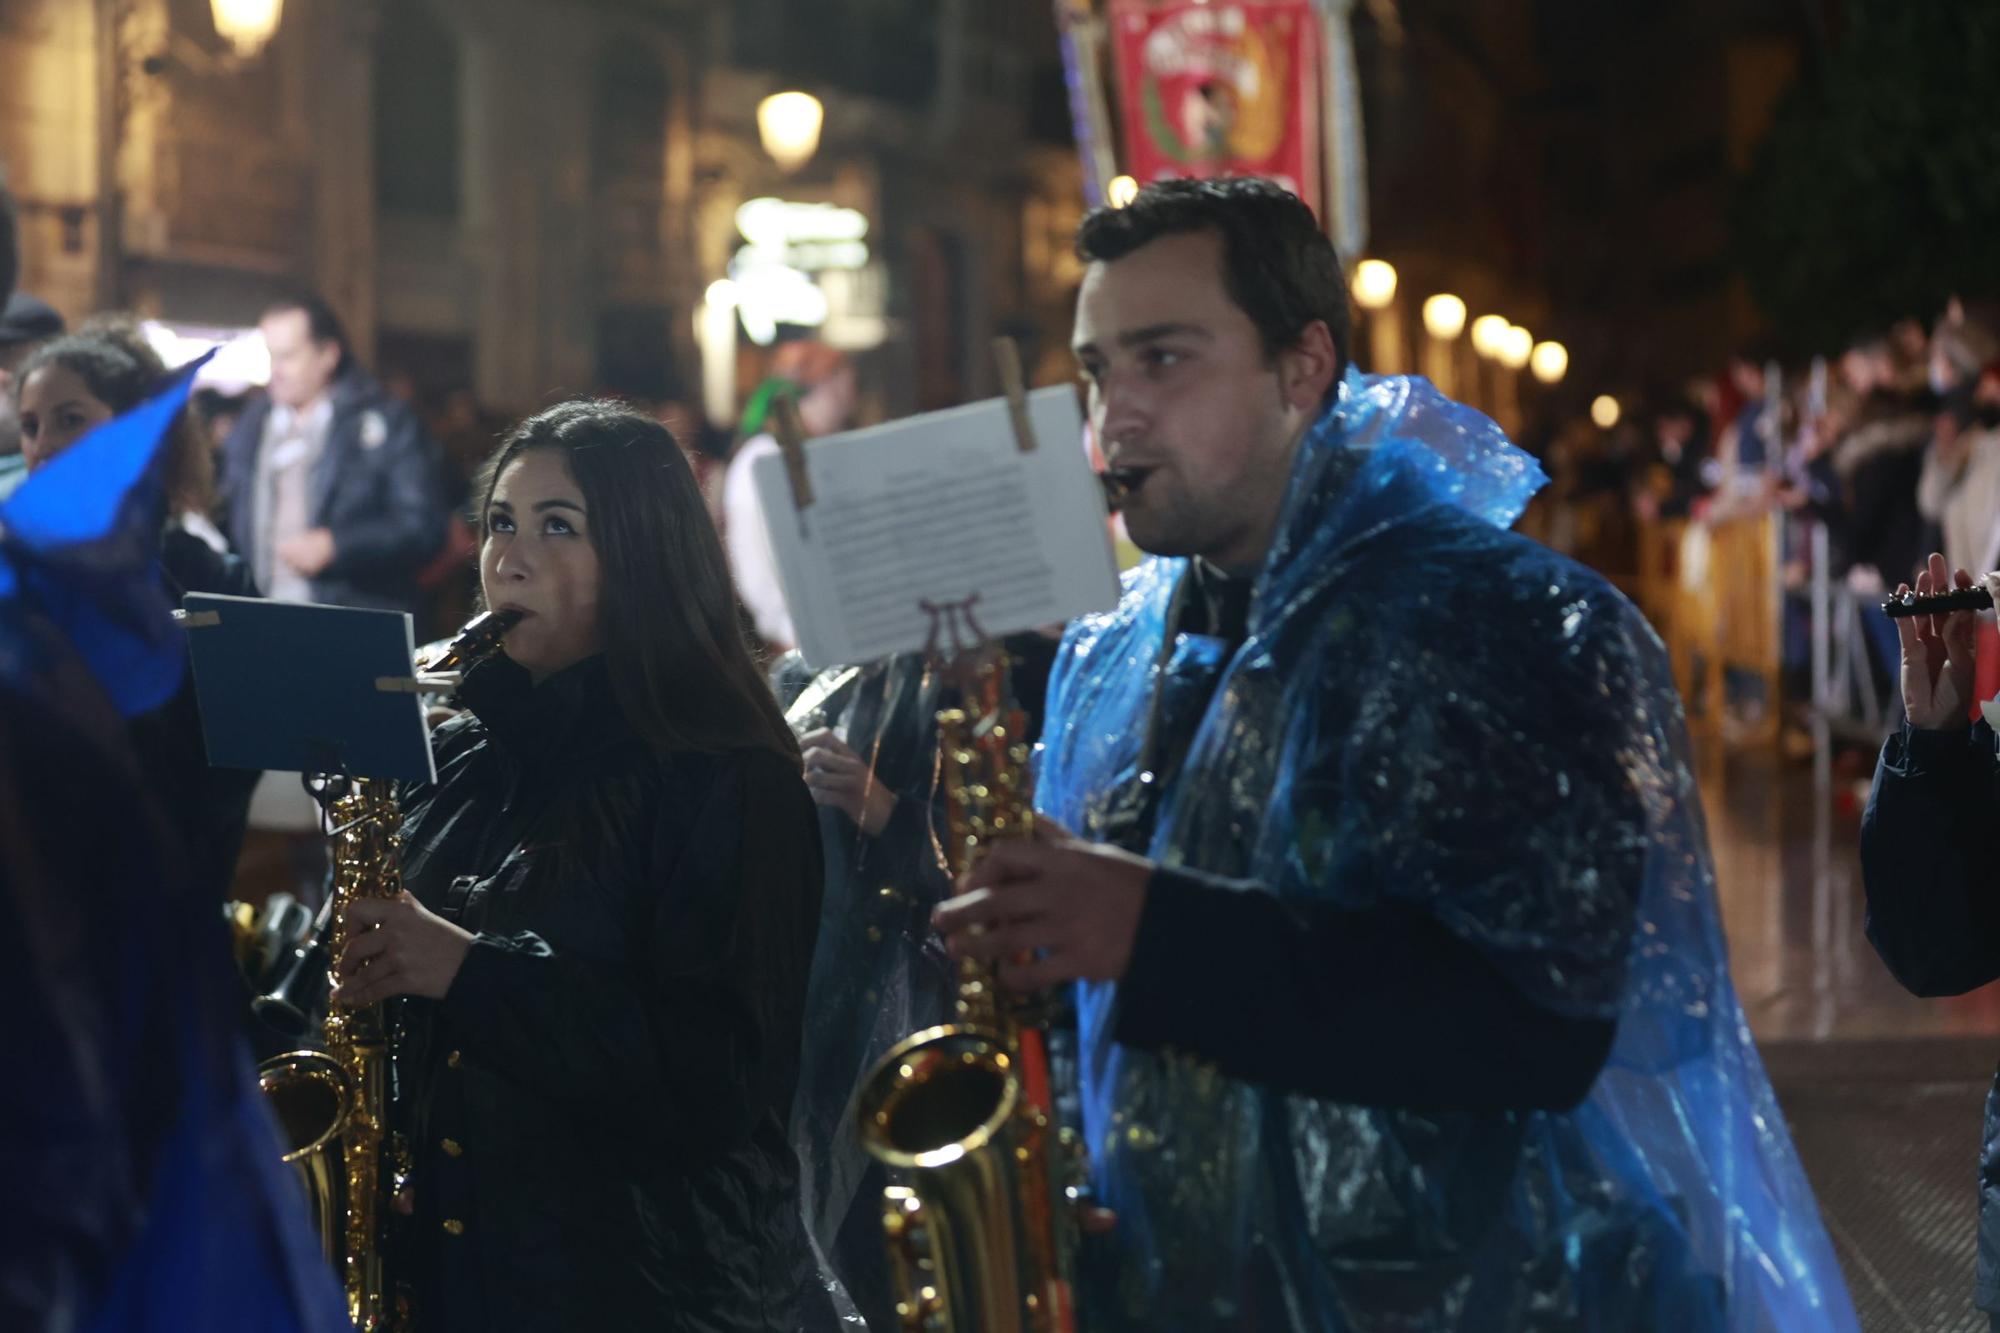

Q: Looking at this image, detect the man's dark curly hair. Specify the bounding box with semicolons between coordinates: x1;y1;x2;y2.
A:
1075;177;1350;389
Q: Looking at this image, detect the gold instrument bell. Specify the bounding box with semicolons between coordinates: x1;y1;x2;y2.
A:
854;651;1081;1333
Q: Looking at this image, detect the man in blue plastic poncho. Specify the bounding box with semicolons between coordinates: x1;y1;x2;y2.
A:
933;178;1856;1331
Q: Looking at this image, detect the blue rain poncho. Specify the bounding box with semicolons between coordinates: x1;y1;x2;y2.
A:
1;360;346;1332
1035;371;1857;1331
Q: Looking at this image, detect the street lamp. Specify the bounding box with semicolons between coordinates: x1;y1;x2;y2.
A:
758;92;824;173
1420;294;1465;393
1352;260;1397;310
1497;324;1533;371
1591;394;1621;428
210;0;283;58
1469;314;1510;360
1421;294;1466;341
1353;260;1401;373
1530;341;1568;385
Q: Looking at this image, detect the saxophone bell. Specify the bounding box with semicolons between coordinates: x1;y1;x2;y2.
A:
856;655;1081;1333
260;1050;356;1252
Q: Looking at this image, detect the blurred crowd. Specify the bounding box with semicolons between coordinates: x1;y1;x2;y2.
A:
1530;300;2000;747
0;273;860;914
0;284;851;658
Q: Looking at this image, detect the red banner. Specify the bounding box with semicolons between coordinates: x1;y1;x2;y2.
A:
1108;0;1323;206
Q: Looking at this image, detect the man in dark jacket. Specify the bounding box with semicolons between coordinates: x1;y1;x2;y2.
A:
1861;552;2000;1329
218;294;447;616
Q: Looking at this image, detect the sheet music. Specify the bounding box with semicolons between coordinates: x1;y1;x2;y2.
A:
752;386;1121;668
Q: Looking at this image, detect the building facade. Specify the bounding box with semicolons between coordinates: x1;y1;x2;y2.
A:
1;0;1084;425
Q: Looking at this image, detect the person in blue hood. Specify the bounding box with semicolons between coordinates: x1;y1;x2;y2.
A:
934;177;1856;1331
0;355;345;1331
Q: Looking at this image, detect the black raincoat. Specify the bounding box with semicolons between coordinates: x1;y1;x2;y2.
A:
133;527;261;902
1862;718;2000;1316
394;652;823;1331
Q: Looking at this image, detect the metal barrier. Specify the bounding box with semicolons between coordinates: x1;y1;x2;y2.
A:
1624;505;1903;774
1807;520;1899;743
1639;510;1784;750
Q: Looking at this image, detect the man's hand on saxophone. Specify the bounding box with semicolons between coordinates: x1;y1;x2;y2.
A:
933;821;1151;992
332;890;476;1006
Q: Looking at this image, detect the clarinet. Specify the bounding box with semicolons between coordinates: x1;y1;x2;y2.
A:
1881;586;1994;618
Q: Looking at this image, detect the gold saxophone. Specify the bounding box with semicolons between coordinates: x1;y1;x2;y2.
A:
854;654;1080;1333
256;609;520;1331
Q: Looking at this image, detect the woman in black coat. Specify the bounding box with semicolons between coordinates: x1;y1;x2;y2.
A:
330;400;823;1330
1861;552;2000;1329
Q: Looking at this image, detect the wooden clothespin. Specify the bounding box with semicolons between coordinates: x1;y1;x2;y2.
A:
374;674;461;695
768;393;815;513
992;336;1039;454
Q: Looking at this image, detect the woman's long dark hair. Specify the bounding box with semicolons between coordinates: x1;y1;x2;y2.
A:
475;399;799;763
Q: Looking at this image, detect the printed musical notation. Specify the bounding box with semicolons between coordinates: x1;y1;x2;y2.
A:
752;386;1120;667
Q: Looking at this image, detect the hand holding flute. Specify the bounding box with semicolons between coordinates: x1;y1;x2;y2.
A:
1893;553;1994;729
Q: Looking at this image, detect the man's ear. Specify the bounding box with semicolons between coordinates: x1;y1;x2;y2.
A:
1278;320;1340;413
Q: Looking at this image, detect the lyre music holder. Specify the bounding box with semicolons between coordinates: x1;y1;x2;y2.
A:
919;593;991;665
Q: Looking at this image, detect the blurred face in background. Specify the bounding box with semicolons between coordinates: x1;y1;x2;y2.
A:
15;362;115;468
1891;317;1929;369
1840;344;1891;396
261;307;343;411
0;342;39;455
798;364;857;436
1655;412;1696;456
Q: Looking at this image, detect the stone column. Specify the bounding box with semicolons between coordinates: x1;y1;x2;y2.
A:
0;0;107;319
446;0;594;412
298;0;381;363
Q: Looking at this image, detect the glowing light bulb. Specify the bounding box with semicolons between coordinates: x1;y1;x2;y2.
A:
1530;341;1569;385
757;91;824;172
1470;314;1510;359
1422;294;1467;340
1352;259;1398;310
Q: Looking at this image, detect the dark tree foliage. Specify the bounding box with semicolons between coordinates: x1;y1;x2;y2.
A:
1734;1;2000;353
